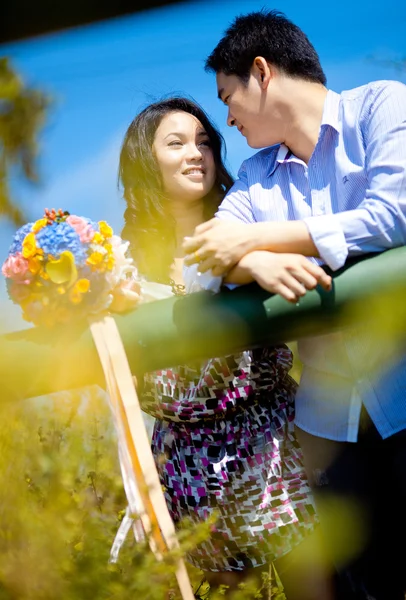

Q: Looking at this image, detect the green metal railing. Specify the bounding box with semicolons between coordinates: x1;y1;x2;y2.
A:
1;247;406;401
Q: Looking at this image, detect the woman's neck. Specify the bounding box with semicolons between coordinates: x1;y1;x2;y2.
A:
170;199;205;257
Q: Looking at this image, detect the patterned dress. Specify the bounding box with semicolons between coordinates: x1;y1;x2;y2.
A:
140;285;318;573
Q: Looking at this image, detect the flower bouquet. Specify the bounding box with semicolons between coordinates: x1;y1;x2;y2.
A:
2;208;137;327
2;208;194;600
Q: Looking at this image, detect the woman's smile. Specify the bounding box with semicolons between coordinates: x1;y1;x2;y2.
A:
153;111;215;202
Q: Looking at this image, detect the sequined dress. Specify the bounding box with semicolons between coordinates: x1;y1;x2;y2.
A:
140;281;318;572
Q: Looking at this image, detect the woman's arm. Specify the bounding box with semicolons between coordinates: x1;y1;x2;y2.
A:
224;251;331;304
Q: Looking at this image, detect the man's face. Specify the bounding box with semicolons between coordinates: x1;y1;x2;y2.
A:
216;69;284;149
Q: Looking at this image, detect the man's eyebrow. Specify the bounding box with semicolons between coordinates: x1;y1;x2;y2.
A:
217;87;224;101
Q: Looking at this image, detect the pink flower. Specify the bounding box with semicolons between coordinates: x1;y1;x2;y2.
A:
2;253;31;281
66;215;94;243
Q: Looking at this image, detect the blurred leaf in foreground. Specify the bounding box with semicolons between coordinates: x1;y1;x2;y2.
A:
0;57;50;226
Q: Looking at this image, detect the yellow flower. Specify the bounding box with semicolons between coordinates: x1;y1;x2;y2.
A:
57;286;66;294
22;233;37;258
99;221;113;238
92;232;104;245
87;251;104;266
45;251;78;286
32;218;48;233
74;278;90;294
28;256;43;274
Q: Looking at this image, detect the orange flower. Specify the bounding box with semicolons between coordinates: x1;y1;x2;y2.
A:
28;256;43;275
74;279;90;294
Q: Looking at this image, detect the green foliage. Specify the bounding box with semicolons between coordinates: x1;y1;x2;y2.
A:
0;57;49;225
0;386;186;599
0;386;286;599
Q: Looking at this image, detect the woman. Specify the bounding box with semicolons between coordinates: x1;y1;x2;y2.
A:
118;97;332;599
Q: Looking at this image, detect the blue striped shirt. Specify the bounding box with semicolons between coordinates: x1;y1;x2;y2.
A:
216;80;406;442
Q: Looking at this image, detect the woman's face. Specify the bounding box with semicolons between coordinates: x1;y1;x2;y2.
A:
152;111;216;204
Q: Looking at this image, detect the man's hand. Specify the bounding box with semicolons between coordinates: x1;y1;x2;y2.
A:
232;251;332;304
183;218;256;276
183;218;320;276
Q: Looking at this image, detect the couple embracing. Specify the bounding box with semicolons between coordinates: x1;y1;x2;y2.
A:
116;9;406;600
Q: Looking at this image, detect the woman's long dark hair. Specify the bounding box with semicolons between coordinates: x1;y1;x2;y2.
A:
119;97;234;282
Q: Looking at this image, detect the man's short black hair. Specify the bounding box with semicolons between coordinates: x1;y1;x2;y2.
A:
205;9;327;85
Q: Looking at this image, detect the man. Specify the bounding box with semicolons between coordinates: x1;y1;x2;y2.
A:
183;9;406;600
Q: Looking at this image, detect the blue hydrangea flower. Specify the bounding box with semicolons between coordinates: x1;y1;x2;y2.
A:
8;223;34;255
36;222;86;263
88;219;99;231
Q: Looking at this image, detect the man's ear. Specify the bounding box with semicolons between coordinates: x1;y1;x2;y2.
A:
252;57;272;89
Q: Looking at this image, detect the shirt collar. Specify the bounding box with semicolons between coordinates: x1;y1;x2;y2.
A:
267;89;340;177
321;89;341;132
268;144;298;176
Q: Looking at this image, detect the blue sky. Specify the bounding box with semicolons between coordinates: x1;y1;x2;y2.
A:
0;0;405;332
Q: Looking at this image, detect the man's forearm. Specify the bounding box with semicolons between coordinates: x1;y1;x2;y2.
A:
245;221;319;257
223;263;255;285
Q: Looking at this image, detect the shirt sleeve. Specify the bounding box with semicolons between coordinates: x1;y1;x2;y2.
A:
183;264;222;294
215;162;256;224
304;81;406;270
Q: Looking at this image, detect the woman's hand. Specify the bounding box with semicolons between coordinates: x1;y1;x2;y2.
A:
232;251;332;304
109;279;141;314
